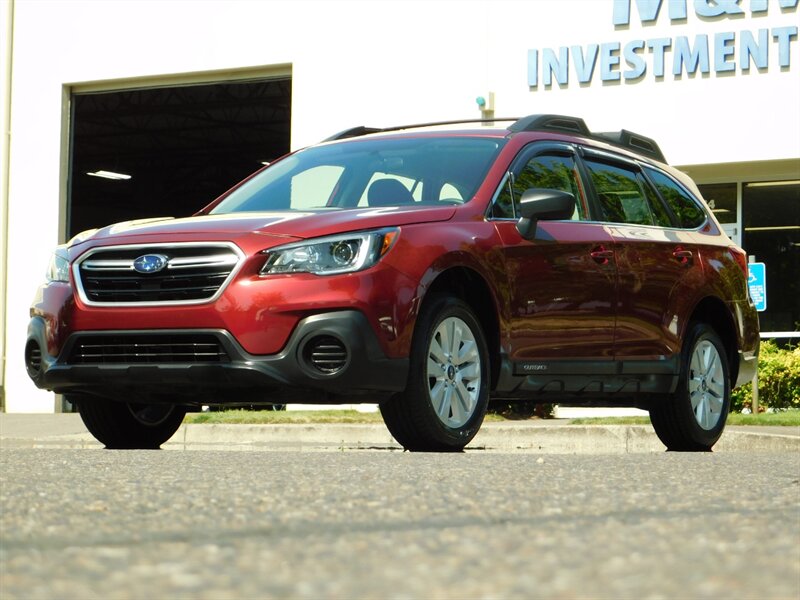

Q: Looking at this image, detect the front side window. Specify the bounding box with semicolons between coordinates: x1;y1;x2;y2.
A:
645;167;707;229
208;137;504;214
492;153;586;220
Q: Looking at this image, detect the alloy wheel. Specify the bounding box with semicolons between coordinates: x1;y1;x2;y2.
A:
426;316;482;428
689;339;725;430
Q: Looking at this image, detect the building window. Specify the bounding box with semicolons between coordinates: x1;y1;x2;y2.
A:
698;183;737;225
743;181;800;333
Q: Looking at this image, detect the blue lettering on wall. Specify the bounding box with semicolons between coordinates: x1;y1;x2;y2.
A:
543;47;569;86
601;42;622;81
714;32;737;72
740;29;770;71
528;0;797;90
572;44;599;83
613;0;688;26
673;35;710;75
694;0;744;18
623;39;647;79
774;26;799;67
647;37;672;77
527;49;538;87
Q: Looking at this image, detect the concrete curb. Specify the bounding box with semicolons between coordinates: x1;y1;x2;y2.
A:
2;419;798;453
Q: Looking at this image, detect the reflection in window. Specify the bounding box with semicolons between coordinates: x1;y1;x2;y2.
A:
645;168;705;229
585;160;656;226
291;165;344;209
493;154;585;220
439;183;463;202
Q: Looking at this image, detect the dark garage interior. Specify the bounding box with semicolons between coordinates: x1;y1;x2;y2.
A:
68;77;291;238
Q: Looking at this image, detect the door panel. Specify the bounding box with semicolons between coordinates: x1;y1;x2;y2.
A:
608;225;701;359
495;221;617;361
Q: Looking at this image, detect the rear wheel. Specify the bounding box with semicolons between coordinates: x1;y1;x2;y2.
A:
649;322;730;451
380;296;489;452
74;395;186;449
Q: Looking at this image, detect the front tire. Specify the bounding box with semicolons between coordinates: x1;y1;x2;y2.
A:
380;296;490;452
74;395;186;449
649;322;731;451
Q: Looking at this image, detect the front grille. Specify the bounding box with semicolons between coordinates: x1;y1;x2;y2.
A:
68;334;230;365
304;336;348;374
76;244;241;304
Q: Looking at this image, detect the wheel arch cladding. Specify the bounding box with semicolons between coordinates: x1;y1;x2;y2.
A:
425;267;501;389
688;296;739;385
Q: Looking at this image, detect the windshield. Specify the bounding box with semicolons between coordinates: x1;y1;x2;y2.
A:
208;136;504;214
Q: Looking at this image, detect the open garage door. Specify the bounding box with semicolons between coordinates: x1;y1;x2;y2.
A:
68;77;291;238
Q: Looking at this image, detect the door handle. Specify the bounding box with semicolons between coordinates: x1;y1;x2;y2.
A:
590;246;614;265
673;248;693;266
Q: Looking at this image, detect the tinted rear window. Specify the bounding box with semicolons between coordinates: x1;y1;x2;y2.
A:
645;168;707;229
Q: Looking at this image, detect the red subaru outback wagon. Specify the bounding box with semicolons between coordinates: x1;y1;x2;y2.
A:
26;115;759;451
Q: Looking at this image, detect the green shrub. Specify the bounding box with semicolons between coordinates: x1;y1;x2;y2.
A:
488;401;555;419
731;341;800;412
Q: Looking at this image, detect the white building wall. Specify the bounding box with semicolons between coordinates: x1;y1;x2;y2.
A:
1;0;13;409
3;0;799;412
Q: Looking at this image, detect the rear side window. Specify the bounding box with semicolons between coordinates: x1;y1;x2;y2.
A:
645;168;707;229
584;159;668;226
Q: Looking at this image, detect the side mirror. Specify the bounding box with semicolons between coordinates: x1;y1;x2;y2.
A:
516;188;576;240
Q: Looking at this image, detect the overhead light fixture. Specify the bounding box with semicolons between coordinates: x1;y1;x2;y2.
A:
87;170;132;180
260;161;271;166
745;180;800;188
744;226;800;232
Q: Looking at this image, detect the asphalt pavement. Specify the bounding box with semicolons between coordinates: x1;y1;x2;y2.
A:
0;412;798;453
1;447;798;599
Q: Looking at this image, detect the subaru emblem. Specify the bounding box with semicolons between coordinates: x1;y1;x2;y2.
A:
132;254;169;274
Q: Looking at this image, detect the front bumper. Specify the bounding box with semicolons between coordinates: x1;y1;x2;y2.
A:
26;310;408;405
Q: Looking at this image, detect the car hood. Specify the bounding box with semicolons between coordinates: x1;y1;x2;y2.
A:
69;205;457;247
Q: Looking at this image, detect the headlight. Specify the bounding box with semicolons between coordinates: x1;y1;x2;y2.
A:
260;229;398;276
46;246;70;283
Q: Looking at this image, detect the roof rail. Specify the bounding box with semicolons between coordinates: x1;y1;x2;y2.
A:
323;113;667;162
322;126;383;142
593;130;666;163
323;118;517;142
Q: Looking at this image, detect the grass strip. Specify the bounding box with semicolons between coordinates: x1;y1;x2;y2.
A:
570;411;800;427
185;408;800;426
184;410;385;425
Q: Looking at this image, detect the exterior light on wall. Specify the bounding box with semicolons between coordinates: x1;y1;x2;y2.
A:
86;170;132;181
744;226;800;232
476;92;495;112
745;180;800;188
